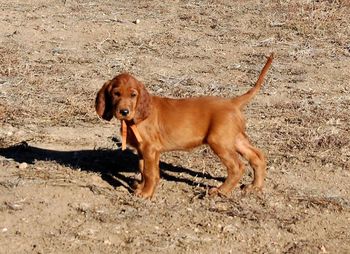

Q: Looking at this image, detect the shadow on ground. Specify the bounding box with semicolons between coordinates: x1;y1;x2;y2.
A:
0;142;223;192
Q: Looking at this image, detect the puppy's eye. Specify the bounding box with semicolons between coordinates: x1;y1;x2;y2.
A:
114;91;121;97
131;92;137;98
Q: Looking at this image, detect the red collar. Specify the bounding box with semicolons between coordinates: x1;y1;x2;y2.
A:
121;120;143;150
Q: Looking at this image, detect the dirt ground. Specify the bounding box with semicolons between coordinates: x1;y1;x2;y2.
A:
1;0;349;253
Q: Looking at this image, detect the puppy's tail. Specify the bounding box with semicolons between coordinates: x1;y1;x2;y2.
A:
232;53;274;109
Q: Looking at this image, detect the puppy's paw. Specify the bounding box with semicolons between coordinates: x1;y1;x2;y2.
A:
242;184;263;194
208;187;219;196
134;188;153;199
208;187;230;198
132;180;144;191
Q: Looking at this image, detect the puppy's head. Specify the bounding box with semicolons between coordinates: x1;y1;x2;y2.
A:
95;73;151;123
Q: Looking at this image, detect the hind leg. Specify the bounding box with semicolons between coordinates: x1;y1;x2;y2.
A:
235;133;266;192
208;139;245;196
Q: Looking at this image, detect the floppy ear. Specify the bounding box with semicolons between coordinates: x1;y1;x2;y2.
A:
133;81;151;124
95;81;113;121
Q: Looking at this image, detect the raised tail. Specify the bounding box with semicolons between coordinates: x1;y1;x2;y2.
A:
232;53;274;109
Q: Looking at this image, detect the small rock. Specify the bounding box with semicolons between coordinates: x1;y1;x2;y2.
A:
78;203;90;213
215;203;228;212
104;239;112;245
52;47;63;54
320;245;327;253
2;228;8;233
223;225;236;233
134;19;140;24
18;162;28;169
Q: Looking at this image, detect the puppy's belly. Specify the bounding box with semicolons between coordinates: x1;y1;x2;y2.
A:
160;126;208;151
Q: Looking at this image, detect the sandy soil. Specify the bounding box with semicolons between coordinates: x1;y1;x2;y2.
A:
1;0;350;253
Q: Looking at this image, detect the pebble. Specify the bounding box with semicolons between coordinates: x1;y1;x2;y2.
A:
18;162;28;169
134;19;140;24
104;239;112;245
223;225;236;233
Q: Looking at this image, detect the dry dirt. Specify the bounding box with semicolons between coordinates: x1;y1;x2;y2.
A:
1;0;350;253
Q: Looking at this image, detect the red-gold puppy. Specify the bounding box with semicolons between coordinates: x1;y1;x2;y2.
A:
96;54;274;198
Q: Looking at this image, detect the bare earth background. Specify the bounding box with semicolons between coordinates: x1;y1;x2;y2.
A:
0;0;349;253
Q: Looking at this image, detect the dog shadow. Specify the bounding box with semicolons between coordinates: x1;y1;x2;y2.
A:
0;141;224;193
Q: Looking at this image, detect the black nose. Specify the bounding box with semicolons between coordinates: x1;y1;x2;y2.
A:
119;109;129;116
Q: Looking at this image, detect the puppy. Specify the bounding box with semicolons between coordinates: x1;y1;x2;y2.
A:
96;54;273;198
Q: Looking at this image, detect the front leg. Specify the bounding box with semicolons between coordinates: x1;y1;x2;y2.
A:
134;148;160;198
133;157;144;192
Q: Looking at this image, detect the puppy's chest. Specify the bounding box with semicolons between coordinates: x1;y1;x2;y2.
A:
123;127;139;148
123;124;158;149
